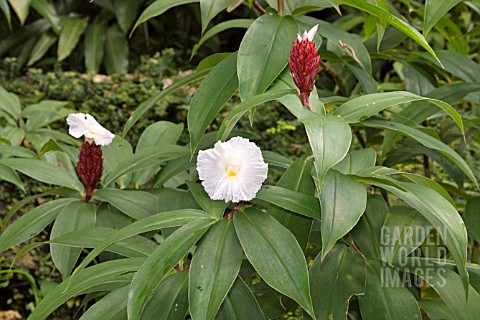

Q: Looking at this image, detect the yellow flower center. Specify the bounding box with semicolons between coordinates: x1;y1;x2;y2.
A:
90;131;95;135
226;168;238;178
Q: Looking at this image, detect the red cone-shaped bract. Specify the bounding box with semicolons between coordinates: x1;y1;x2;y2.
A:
288;38;320;110
77;141;104;202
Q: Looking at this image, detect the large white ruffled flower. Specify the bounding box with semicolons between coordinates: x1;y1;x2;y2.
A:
66;113;115;146
197;137;268;203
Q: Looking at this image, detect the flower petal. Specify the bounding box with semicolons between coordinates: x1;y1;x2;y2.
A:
66;113;115;146
307;24;318;42
197;137;268;203
66;113;89;138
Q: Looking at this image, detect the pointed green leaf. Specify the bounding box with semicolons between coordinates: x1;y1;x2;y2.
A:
84;19;107;73
0;158;84;192
359;259;422;319
79;286;129;320
200;0;233;33
188;52;238;155
27;31;57;66
187;181;229;219
320;170;367;258
104;24;128;74
217;88;294;141
8;0;30;25
256;186;320;220
50;202;96;279
192;19;253;58
216;277;265;320
128;218;215;319
190;219;243;319
29;258;144;320
0;198;76;253
310;244;365;320
238;14;298;99
336;0;441;64
132;0;198;34
334;91;464;135
0;163;25;192
92;188;158;221
72;209;209;278
424;0;462;36
57;16;89;61
233;208;314;317
362;119;476;186
301;113;352;188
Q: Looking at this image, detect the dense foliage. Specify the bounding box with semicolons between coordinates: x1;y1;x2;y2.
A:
2;0;480;319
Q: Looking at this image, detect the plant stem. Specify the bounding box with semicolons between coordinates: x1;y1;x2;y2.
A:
277;0;285;15
225;201;243;219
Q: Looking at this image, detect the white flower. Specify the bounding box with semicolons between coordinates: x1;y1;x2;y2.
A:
197;137;268;203
66;113;115;146
297;24;318;42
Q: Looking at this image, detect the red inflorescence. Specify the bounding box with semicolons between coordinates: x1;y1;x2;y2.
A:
77;141;104;202
288;38;320;110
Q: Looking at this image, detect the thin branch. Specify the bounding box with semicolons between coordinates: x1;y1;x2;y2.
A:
252;1;266;14
225;202;243;219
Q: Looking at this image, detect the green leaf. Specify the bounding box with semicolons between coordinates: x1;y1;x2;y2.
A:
142;270;190;320
92;188;158;221
396;259;480;320
200;0;233;33
153;154;196;187
190;219;243;320
424;0;462;36
464;197;480;243
30;0;61;34
359;259;422;319
0;198;76;253
363;177;469;293
79;286;129;320
104;24;128;74
102;146;188;186
132;0;198;34
333;148;376;175
301;113;352;188
0;0;11;27
50;202;96;279
192;19;253;58
84;19;107;73
0;158;84;192
310;244;365;320
262;150;293;169
187;181;229;219
8;0;30;24
123;68;210;138
0;144;35;158
217;88;294;141
188;52;238;155
350;194;388;259
233;208;314;317
335;0;441;64
113;0;138;33
57;16;89;61
362;119;477;186
0;86;22;122
22;100;72;131
128;218;215;319
256;186;320;220
27;31;57;66
50;226;157;258
238;14;298;99
380;206;430;262
28;258;144;320
133;121;183;186
102;136;133;188
334;92;465;136
0;163;25;192
216;277;266;320
72;209;209;278
268;155;315;251
320;170;367;259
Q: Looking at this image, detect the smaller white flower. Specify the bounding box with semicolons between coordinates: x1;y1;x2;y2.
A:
297;24;318;42
66;113;115;146
197;137;268;203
